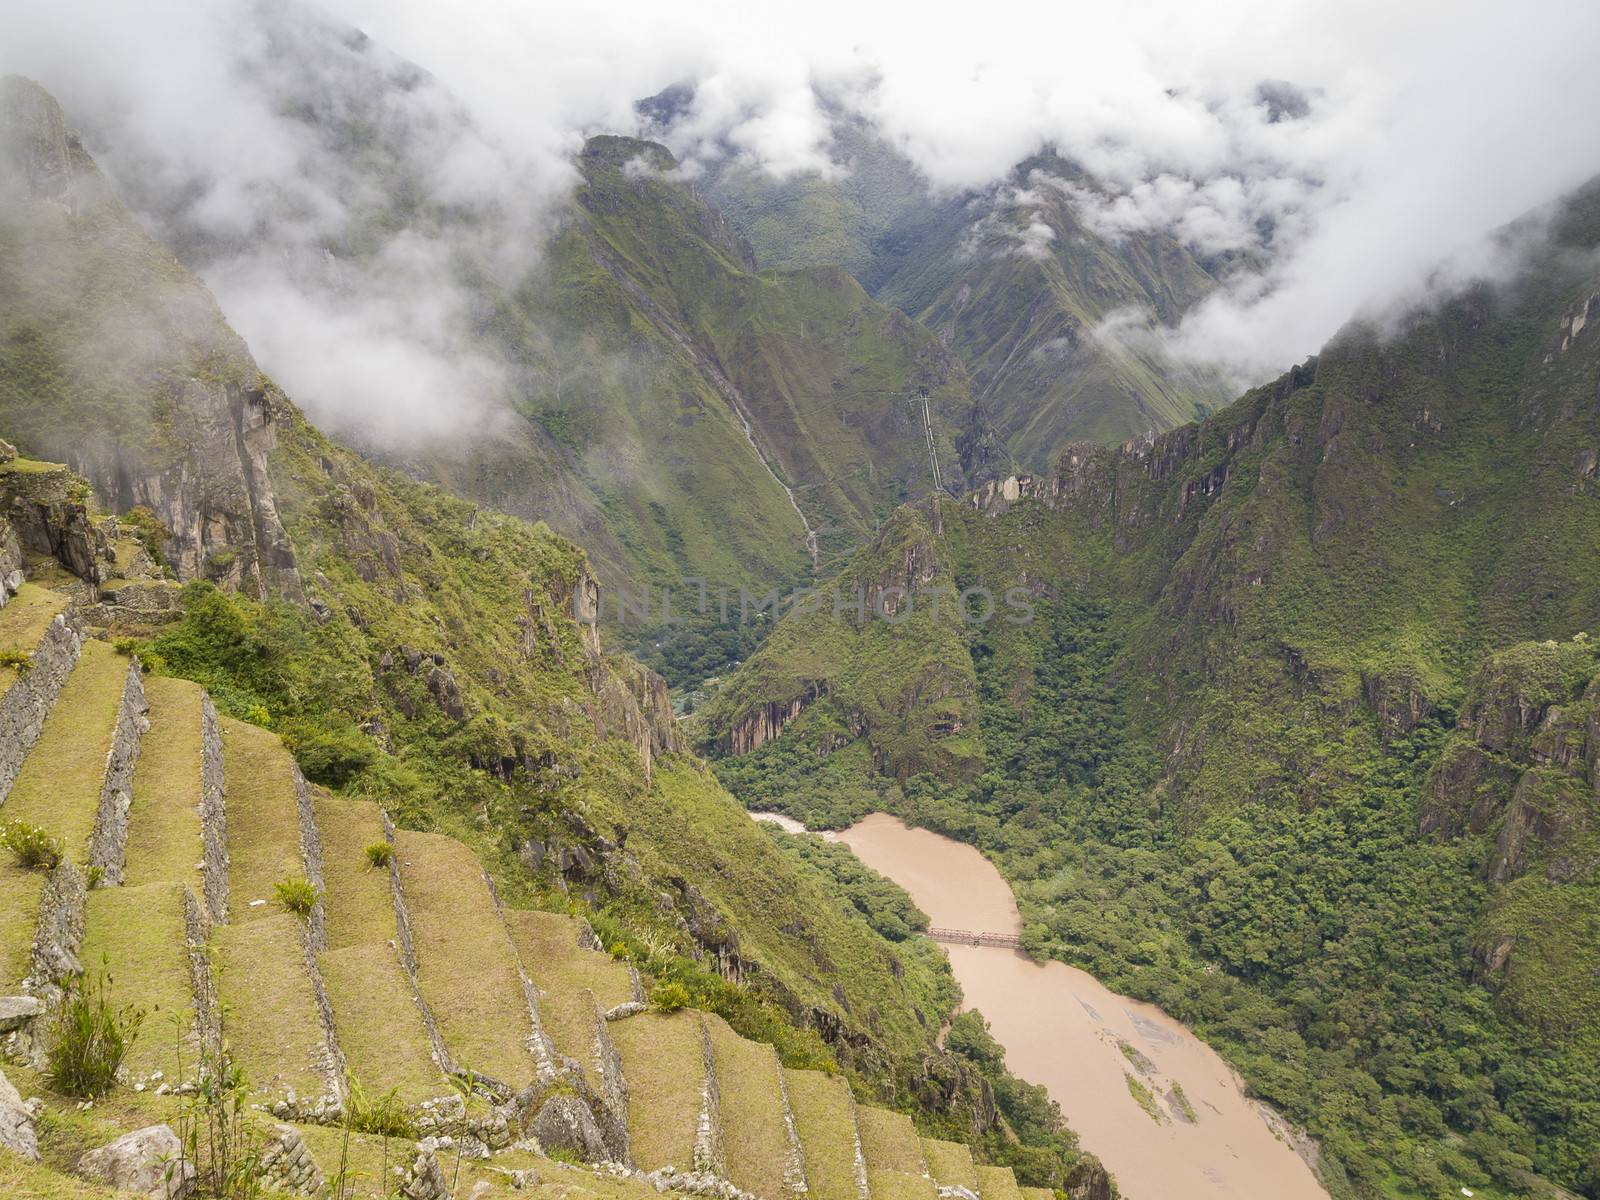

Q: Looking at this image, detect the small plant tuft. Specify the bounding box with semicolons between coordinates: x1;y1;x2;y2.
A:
0;648;33;675
273;875;319;918
363;841;394;870
1;820;64;870
650;980;692;1013
344;1075;416;1138
45;966;144;1097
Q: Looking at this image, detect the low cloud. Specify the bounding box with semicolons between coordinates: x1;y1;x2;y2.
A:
4;0;1599;416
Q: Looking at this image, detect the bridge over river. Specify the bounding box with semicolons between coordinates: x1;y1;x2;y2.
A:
926;926;1022;949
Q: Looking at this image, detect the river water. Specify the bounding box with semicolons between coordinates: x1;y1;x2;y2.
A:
757;811;1329;1200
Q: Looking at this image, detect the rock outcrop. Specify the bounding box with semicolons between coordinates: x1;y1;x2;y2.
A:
77;1124;196;1199
0;1066;38;1161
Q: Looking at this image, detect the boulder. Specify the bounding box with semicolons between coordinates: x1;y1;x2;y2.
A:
77;1124;195;1198
529;1094;611;1164
0;1067;38;1161
0;438;16;464
0;994;43;1034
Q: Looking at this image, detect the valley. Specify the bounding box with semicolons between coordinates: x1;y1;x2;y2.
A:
764;812;1331;1200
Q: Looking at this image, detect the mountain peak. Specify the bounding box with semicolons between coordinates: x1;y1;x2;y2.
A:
580;133;677;174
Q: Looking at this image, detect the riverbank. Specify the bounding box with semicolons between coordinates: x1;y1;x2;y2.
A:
801;812;1330;1200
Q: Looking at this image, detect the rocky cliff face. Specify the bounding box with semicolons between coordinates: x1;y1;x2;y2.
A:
0;76;303;601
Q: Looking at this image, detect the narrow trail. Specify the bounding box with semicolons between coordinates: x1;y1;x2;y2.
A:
588;246;820;569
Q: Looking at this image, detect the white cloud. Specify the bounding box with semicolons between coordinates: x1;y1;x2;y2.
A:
3;0;1599;410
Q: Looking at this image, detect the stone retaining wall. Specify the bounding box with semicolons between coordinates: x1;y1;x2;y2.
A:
182;887;222;1063
291;765;346;1104
382;809;458;1081
590;997;632;1164
772;1045;809;1196
693;1016;727;1178
198;695;229;923
19;860;87;1065
87;657;148;885
844;1085;871;1200
479;867;559;1084
0;610;82;805
258;1124;326;1196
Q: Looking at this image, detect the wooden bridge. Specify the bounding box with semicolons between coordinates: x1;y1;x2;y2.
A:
926;926;1023;949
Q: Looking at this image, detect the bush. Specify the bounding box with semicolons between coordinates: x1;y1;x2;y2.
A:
1;821;63;870
364;841;394;869
344;1075;415;1139
45;968;144;1097
273;875;319;918
650;980;693;1013
0;648;33;675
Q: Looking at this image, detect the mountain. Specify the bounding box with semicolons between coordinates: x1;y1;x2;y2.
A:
699;181;1600;1197
677;102;1235;466
80;8;993;603
0;74;1109;1200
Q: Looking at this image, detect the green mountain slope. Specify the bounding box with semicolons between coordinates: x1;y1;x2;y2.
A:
686;113;1233;466
493;135;989;585
0;72;1100;1196
701;181;1600;1197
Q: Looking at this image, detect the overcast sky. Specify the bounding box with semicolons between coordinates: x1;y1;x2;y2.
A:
5;0;1600;427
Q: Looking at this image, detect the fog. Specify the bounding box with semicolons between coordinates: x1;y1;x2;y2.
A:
4;0;1599;429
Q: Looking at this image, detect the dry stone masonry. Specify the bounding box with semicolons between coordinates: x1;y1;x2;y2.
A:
198;694;229;922
694;1017;728;1179
257;1124;326;1196
0;609;82;803
87;655;149;885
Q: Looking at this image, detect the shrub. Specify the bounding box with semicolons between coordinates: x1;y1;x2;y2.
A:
45;968;144;1097
344;1075;415;1139
607;942;629;961
1;821;63;870
650;980;692;1013
364;841;394;869
273;875;319;918
0;648;33;675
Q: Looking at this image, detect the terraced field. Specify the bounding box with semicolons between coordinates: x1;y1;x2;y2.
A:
0;586;1028;1200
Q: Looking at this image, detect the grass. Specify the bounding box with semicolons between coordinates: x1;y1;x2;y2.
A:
212;912;329;1100
867;1170;938;1200
3;640;130;858
1123;1073;1164;1124
919;1138;977;1192
503;909;635;1083
606;1009;707;1173
42;966;144;1098
273;875;318;918
975;1165;1023;1200
705;1013;793;1199
119;676;205;890
855;1106;924;1175
1;820;63;869
312;797;393;951
782;1068;861;1200
0;582;67;690
0;1152;128;1199
393;830;536;1086
320;941;448;1104
218;717;306;921
79;883;194;1081
0;860;46;987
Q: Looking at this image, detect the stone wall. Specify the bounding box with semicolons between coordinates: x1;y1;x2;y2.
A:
87;657;148;885
844;1085;872;1200
198;695;229;923
0;610;82;804
182;887;222;1063
290;765;346;1104
693;1017;727;1178
381;809;458;1080
771;1044;809;1196
590;998;632;1164
480;867;559;1085
258;1124;326;1196
19;860;87;1064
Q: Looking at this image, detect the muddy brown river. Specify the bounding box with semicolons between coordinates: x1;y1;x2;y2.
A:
761;812;1329;1200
